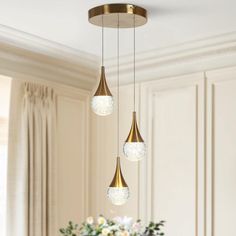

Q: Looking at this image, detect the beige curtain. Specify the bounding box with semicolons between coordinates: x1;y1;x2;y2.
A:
7;80;57;236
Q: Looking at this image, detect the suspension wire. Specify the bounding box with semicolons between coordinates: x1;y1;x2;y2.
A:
102;15;104;66
133;13;136;111
117;13;120;157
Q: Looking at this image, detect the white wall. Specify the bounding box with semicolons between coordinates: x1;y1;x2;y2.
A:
90;66;236;236
206;67;236;236
56;86;90;227
140;74;205;235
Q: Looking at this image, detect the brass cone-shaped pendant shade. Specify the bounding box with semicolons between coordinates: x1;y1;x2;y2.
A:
109;157;128;188
107;157;130;205
94;66;112;96
125;111;144;142
91;66;113;116
123;111;146;161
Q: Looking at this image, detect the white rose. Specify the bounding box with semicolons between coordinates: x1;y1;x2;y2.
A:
102;228;110;236
98;216;107;225
86;216;94;225
113;216;133;229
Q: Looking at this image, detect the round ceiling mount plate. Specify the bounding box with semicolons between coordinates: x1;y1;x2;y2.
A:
88;3;147;28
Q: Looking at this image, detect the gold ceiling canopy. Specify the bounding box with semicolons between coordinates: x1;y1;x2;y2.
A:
88;3;147;28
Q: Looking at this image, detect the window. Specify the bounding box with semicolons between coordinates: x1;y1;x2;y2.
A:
0;131;8;236
0;75;11;236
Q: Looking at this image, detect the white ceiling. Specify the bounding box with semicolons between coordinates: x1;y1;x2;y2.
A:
0;0;236;58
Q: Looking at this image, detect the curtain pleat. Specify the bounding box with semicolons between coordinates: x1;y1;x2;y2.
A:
7;81;57;236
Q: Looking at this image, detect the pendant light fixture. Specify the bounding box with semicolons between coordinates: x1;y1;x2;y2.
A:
107;14;129;205
123;14;146;161
107;157;130;205
88;3;147;204
91;16;114;116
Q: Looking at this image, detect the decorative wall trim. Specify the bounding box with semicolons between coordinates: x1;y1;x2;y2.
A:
106;32;236;86
205;68;236;236
205;71;236;236
56;87;90;227
211;84;215;236
195;85;199;236
0;24;99;90
1;24;236;89
204;73;207;236
140;73;205;234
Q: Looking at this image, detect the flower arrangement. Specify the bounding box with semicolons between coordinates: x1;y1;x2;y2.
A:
59;216;165;236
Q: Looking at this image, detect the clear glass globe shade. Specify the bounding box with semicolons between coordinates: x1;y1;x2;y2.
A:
107;187;130;205
123;142;146;161
91;95;113;116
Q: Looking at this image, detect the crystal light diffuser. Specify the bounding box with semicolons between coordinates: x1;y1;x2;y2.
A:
107;157;130;205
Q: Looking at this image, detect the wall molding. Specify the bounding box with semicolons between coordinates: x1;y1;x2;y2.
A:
139;73;205;234
1;24;236;89
106;31;236;86
0;24;99;90
205;69;236;236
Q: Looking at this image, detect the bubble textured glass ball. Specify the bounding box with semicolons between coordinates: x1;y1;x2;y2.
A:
123;142;146;161
91;95;113;116
107;187;130;205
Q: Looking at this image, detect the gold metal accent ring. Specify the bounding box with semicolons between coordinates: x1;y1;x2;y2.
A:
88;3;147;28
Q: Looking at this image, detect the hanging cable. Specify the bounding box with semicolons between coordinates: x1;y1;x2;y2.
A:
117;13;120;157
102;15;104;66
133;13;136;111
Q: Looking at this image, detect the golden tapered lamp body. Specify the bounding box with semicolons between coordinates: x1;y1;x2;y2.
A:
107;157;130;205
91;66;113;116
123;112;146;161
